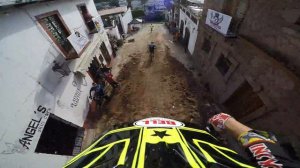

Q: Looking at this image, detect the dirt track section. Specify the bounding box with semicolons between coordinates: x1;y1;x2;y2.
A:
109;47;201;121
83;24;212;148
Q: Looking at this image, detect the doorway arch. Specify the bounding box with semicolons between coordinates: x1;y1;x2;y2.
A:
180;20;184;38
184;27;190;52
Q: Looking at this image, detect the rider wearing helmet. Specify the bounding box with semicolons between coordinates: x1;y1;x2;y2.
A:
89;82;109;102
64;113;298;168
148;42;156;61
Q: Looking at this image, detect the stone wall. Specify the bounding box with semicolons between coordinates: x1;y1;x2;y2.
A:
239;0;300;77
192;0;300;157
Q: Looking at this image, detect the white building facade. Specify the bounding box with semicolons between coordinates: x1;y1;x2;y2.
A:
106;23;122;39
179;6;199;54
99;6;133;37
0;0;113;167
120;7;133;34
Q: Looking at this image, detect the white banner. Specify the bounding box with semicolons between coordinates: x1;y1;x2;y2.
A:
67;27;89;54
205;9;232;35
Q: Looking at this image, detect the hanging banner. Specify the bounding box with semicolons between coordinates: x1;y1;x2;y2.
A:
67;27;89;54
205;9;232;35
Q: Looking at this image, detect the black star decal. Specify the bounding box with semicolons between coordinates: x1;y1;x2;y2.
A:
151;131;170;139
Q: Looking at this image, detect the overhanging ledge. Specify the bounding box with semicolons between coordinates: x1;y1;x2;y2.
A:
75;32;105;76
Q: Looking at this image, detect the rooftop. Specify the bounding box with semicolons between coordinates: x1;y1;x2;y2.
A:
0;0;49;7
98;6;128;16
187;5;203;16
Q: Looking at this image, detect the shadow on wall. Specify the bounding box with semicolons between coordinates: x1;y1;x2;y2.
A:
34;50;72;109
37;53;68;94
37;52;90;116
81;97;90;123
72;71;90;122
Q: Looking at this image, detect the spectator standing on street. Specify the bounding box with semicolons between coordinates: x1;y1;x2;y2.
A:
99;65;119;88
89;82;109;104
150;24;154;33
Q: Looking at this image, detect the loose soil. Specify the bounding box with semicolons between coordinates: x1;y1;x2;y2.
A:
82;24;213;148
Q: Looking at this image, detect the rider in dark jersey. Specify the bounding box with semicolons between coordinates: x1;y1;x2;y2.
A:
148;42;156;61
89;82;109;102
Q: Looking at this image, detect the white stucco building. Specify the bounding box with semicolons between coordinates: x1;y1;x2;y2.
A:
129;18;143;30
98;6;133;37
0;0;113;167
105;21;122;40
179;4;203;54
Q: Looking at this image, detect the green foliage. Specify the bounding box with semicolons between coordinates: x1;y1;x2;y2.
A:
109;0;120;7
116;39;124;47
181;0;188;5
94;0;109;3
141;0;149;5
132;9;145;18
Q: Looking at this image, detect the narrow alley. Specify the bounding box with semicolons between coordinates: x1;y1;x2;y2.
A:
83;23;213;147
2;0;300;167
